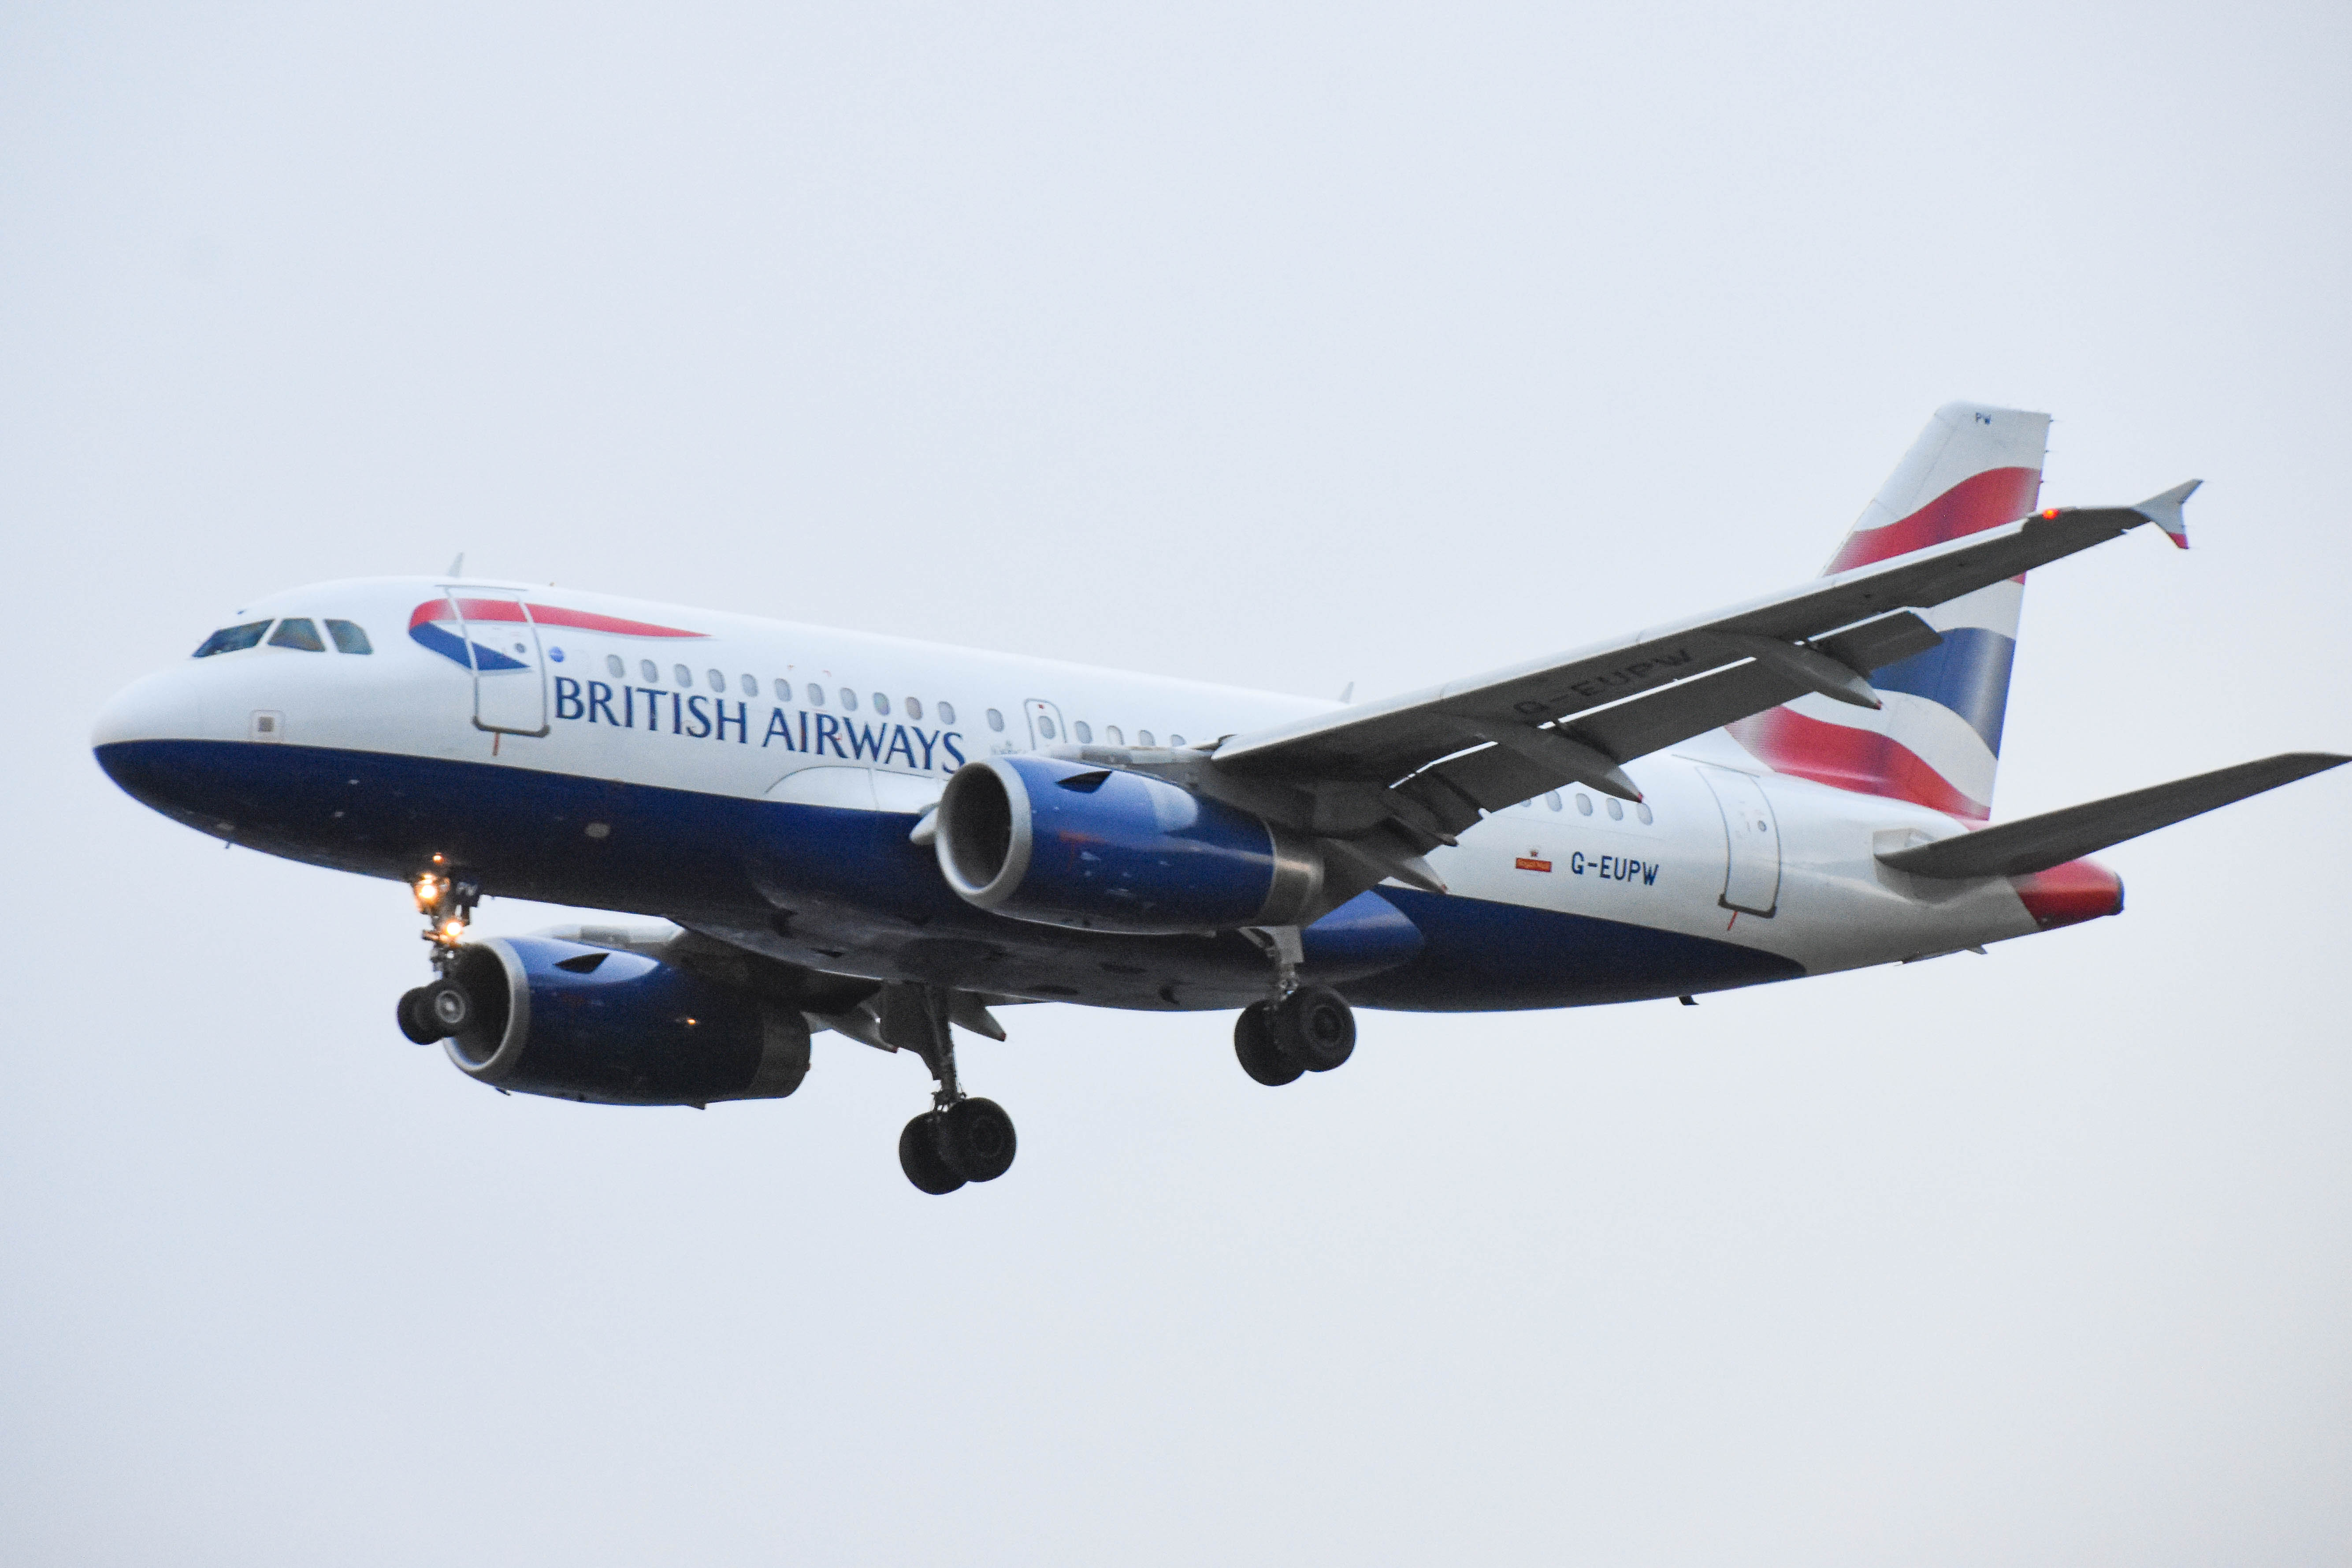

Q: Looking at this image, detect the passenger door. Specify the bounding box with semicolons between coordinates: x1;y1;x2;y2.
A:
1698;764;1781;917
442;593;550;737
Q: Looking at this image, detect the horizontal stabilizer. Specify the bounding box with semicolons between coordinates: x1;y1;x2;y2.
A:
1878;752;2348;880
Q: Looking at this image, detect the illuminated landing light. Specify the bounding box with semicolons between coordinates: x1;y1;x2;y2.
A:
2040;507;2060;519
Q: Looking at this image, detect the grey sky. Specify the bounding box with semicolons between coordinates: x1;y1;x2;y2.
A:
5;3;2349;1563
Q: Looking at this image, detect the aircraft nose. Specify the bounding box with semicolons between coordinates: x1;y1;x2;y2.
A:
92;666;204;751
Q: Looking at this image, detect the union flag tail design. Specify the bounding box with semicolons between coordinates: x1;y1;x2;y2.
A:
1727;402;2050;820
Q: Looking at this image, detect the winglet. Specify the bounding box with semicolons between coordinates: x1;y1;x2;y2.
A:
2133;479;2200;550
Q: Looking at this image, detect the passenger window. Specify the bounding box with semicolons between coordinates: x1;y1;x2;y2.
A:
808;684;825;706
1037;716;1057;739
740;673;758;697
986;708;1004;732
707;669;725;692
1105;726;1123;745
938;702;956;725
1637;803;1654;825
874;694;890;715
1546;791;1562;811
1575;793;1593;815
606;654;626;679
193;621;271;657
842;689;858;712
904;696;923;721
641;660;660;684
673;664;691;686
1607;798;1624;820
774;678;791;701
1137;730;1155;747
325;619;373;654
1074;721;1092;743
1169;734;1186;747
268;618;326;651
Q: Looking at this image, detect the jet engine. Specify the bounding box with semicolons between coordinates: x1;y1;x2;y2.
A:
933;755;1322;934
404;936;811;1106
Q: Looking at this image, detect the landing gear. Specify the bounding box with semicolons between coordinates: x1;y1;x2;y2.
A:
1233;925;1357;1085
1233;984;1357;1084
895;985;1018;1194
394;862;481;1044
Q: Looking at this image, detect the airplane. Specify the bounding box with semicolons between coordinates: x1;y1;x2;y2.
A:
91;403;2347;1193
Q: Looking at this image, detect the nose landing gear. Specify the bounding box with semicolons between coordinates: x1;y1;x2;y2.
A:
892;984;1018;1195
394;864;481;1044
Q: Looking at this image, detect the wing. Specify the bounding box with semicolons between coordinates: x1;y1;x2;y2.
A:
1208;484;2200;842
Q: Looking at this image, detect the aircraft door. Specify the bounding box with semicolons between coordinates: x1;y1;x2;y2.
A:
1023;699;1068;751
1698;764;1781;917
443;593;550;737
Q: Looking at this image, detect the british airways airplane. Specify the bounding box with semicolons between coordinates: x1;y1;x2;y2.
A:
91;405;2345;1193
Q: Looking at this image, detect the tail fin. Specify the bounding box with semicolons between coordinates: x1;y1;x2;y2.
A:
1728;402;2051;820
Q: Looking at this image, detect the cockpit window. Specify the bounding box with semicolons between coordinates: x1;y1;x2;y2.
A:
325;619;373;654
268;617;326;651
193;621;271;658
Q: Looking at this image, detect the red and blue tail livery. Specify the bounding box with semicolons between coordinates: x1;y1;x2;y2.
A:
92;405;2346;1194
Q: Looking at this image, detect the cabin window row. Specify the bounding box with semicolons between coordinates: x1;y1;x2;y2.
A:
194;618;373;657
1028;715;1188;748
597;655;956;725
1540;790;1653;825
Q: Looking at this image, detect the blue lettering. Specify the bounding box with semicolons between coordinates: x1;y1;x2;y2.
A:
797;710;809;752
814;712;847;758
587;681;618;725
554;676;583;721
1642;862;1659;885
913;726;940;769
941;731;966;767
1570;851;1585;875
848;720;888;761
715;700;747;743
686;695;713;739
762;706;799;749
884;724;918;767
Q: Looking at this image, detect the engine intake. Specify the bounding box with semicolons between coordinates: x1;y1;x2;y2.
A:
933;755;1323;934
437;936;810;1106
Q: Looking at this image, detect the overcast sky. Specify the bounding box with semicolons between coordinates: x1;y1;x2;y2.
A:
5;4;2350;1564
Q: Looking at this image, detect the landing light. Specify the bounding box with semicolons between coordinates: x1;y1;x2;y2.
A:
2041;507;2059;519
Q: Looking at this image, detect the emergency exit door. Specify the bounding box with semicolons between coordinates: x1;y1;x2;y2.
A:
1698;764;1781;916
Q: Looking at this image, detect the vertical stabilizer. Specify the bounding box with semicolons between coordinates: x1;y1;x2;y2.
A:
1729;402;2050;820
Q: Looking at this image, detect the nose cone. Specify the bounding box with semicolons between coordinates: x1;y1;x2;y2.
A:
93;666;203;750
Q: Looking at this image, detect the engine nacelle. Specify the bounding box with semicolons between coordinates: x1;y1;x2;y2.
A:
933;755;1323;934
438;936;810;1106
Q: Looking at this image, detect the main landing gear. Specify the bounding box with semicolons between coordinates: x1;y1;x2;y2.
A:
1233;925;1357;1086
895;984;1017;1195
395;862;480;1045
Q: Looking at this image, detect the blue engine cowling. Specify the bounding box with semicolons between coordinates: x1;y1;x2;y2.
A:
933;755;1323;934
440;936;811;1106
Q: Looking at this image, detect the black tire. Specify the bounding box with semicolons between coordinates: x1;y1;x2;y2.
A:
936;1096;1018;1183
396;986;442;1044
899;1112;966;1195
424;979;476;1037
1234;1003;1304;1085
1274;985;1356;1072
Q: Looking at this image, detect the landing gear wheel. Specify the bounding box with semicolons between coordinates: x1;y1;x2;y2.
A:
899;1112;966;1195
936;1096;1018;1182
1234;1003;1304;1086
1273;985;1356;1072
396;986;442;1044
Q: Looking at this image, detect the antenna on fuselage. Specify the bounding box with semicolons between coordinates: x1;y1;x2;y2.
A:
446;552;465;578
